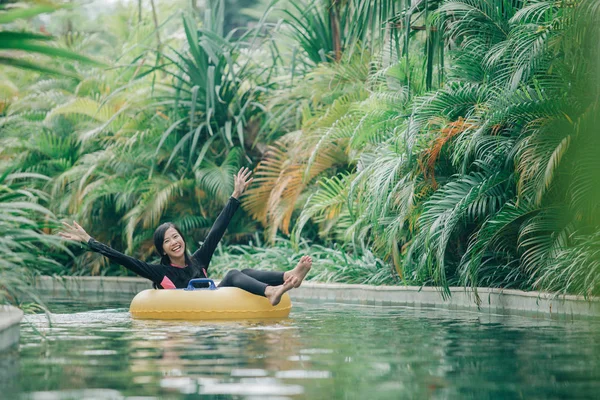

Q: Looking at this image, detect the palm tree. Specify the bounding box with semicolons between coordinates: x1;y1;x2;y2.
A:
249;0;600;297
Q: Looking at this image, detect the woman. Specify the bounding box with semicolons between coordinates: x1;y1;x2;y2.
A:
59;167;312;306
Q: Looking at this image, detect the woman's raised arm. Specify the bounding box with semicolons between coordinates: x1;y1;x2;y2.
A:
59;221;165;284
192;167;253;267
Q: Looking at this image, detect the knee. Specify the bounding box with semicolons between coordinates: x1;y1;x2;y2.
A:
221;269;241;284
241;269;253;275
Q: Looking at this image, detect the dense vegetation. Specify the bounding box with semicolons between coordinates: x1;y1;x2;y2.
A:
1;0;598;306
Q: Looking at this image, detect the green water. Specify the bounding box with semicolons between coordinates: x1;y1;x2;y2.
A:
2;296;600;399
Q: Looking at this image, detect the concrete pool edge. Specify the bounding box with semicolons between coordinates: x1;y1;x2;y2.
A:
292;284;600;318
32;275;600;318
0;305;24;351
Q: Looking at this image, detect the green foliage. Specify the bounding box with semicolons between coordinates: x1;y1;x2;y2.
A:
0;2;102;75
2;0;279;276
210;237;399;285
152;10;268;171
252;0;600;298
0;171;68;306
1;0;599;301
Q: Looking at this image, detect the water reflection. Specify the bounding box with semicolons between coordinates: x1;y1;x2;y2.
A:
0;346;19;395
126;318;310;397
7;298;600;399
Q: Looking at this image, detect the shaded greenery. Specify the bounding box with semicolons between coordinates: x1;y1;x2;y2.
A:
248;0;600;298
0;0;599;305
0;1;102;75
210;237;399;285
0;170;68;306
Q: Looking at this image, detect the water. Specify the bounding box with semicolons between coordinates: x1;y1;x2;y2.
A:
2;295;600;399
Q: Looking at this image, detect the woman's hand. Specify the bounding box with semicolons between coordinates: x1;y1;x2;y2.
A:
58;221;92;243
232;167;253;199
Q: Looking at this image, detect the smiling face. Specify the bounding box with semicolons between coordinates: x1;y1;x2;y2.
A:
162;227;186;262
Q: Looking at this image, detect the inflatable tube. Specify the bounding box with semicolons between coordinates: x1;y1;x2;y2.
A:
129;279;292;320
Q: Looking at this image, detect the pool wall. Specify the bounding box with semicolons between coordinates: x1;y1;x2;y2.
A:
32;276;600;319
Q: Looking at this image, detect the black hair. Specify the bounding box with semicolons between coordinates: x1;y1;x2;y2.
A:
153;222;192;266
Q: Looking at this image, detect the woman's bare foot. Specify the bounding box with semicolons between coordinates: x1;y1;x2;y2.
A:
265;276;298;306
284;255;313;288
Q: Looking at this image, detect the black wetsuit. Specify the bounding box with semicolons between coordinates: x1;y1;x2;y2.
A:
87;196;284;296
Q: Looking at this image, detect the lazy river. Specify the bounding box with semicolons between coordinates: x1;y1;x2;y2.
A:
3;295;600;399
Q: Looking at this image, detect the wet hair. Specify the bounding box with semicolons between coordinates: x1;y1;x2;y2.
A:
153;222;191;266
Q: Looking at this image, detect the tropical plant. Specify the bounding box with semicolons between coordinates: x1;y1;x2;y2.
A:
1;1;189;274
210;237;399;285
42;2;276;274
244;51;371;241
249;0;600;298
2;0;599;301
281;0;433;64
0;171;69;306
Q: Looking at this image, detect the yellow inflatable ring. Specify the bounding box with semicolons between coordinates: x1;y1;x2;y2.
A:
129;279;292;320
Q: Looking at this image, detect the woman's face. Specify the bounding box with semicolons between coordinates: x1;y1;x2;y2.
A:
162;227;186;261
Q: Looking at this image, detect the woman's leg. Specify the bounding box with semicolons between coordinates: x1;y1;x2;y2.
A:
240;269;285;286
218;269;298;306
241;255;313;288
218;270;267;297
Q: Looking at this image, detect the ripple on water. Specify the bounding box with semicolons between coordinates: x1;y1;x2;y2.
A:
230;368;269;377
245;325;297;331
287;355;311;361
80;350;119;356
299;348;334;354
199;381;304;396
275;370;331;379
159;377;197;394
22;389;124;400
